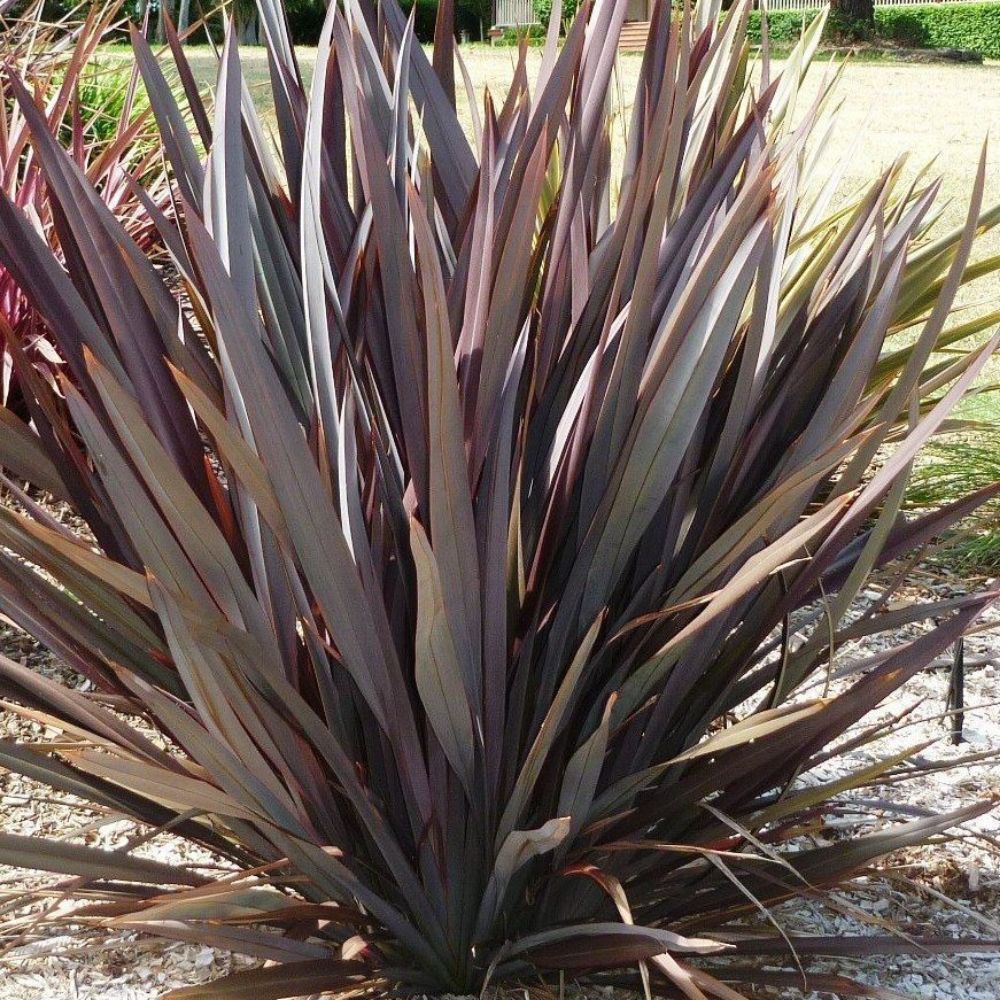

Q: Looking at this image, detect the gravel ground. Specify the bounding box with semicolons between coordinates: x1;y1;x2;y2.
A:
0;630;259;999
0;571;997;999
763;570;1000;1000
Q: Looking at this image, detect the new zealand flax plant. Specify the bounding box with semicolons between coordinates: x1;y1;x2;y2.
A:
0;1;998;996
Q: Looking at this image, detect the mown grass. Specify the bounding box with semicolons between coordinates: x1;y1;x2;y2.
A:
105;45;1000;245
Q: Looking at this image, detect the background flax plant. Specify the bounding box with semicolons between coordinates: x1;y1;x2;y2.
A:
0;1;997;997
0;1;164;412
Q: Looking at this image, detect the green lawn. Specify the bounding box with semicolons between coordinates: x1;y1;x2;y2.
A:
154;45;1000;224
176;45;1000;224
109;43;1000;421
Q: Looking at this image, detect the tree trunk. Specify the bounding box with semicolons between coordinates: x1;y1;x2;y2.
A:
156;0;173;43
237;9;260;45
177;0;191;34
831;0;875;27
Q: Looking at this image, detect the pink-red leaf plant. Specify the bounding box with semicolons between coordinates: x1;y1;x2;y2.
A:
0;1;165;409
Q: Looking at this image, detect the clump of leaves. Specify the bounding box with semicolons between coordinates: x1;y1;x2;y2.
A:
535;0;582;29
58;58;154;148
0;1;998;998
909;433;1000;571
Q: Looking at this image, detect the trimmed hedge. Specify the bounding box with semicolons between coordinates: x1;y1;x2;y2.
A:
747;9;821;44
494;24;547;45
876;3;1000;57
748;4;1000;58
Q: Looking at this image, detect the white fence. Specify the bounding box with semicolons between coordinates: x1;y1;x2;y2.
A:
754;0;986;9
753;0;826;10
494;0;537;27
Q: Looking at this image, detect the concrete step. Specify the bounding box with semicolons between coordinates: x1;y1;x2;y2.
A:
619;20;651;52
